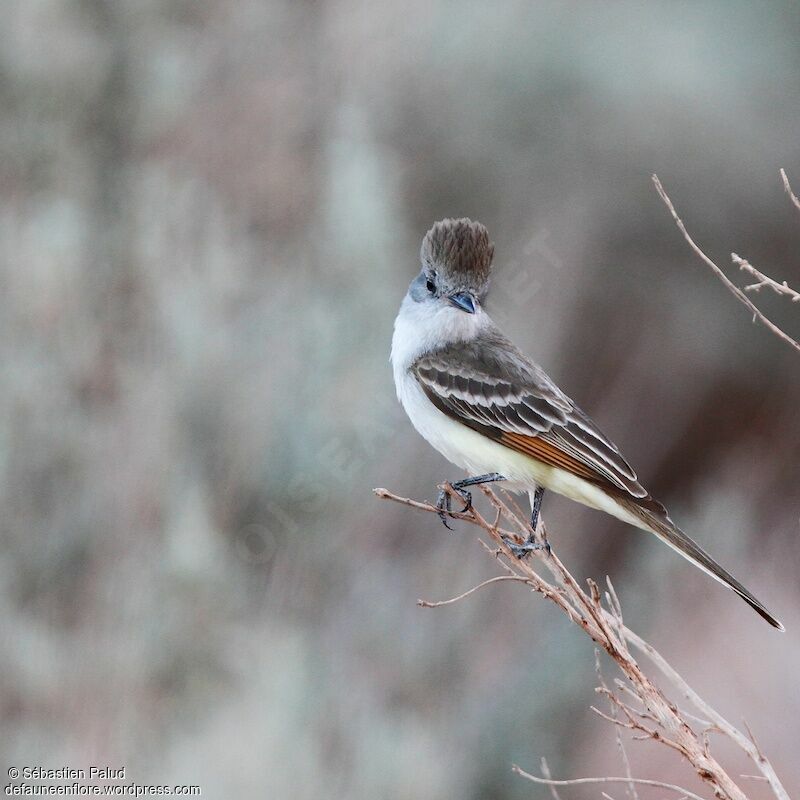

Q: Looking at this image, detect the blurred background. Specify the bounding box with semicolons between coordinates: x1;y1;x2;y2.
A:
2;1;799;798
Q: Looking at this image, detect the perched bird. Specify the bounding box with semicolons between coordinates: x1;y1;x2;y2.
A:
391;217;783;630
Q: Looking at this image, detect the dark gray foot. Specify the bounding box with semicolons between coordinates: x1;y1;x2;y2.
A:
435;485;468;530
503;536;551;559
435;473;506;529
503;486;550;557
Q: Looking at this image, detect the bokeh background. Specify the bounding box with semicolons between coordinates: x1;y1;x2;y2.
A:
2;2;800;798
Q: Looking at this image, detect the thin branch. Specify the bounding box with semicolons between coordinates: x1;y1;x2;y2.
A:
652;174;800;355
374;487;473;520
742;719;765;762
676;706;712;729
512;765;708;800
591;704;636;729
417;575;530;607
540;758;564;800
733;254;800;303
780;168;800;213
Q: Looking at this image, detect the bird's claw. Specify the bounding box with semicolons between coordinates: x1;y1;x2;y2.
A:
502;534;551;559
436;484;472;529
436;488;454;530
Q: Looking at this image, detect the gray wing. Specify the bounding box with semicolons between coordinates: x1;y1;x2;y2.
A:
413;332;652;502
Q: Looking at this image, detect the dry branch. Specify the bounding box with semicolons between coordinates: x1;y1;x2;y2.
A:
652;174;800;355
732;254;800;303
374;485;789;800
512;764;707;800
780;168;800;214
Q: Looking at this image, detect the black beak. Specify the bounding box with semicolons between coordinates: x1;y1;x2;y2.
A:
448;292;476;314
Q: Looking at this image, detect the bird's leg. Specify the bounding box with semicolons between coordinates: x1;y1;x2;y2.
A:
452;473;507;512
530;485;544;532
436;473;506;529
503;486;550;558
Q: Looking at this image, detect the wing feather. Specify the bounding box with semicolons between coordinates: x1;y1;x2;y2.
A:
413;334;654;505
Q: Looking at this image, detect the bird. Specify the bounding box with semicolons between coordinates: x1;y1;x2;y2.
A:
391;217;783;630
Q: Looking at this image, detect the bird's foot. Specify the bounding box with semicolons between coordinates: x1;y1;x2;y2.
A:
436;484;472;530
435;473;505;530
503;533;551;559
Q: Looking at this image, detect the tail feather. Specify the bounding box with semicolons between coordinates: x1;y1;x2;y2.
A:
623;501;784;631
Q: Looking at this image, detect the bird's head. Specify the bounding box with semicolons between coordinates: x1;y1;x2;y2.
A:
408;218;494;315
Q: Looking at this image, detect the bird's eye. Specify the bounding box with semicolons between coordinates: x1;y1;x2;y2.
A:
426;276;436;294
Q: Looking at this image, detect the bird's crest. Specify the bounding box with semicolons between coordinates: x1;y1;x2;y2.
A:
420;218;494;283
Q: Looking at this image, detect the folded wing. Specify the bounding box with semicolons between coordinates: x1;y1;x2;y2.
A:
413;333;661;510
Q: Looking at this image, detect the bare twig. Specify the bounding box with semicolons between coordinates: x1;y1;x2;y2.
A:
417;575;530;607
733;254;800;303
540;758;564;800
780;168;800;213
652;174;800;355
512;765;707;800
374;485;790;800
